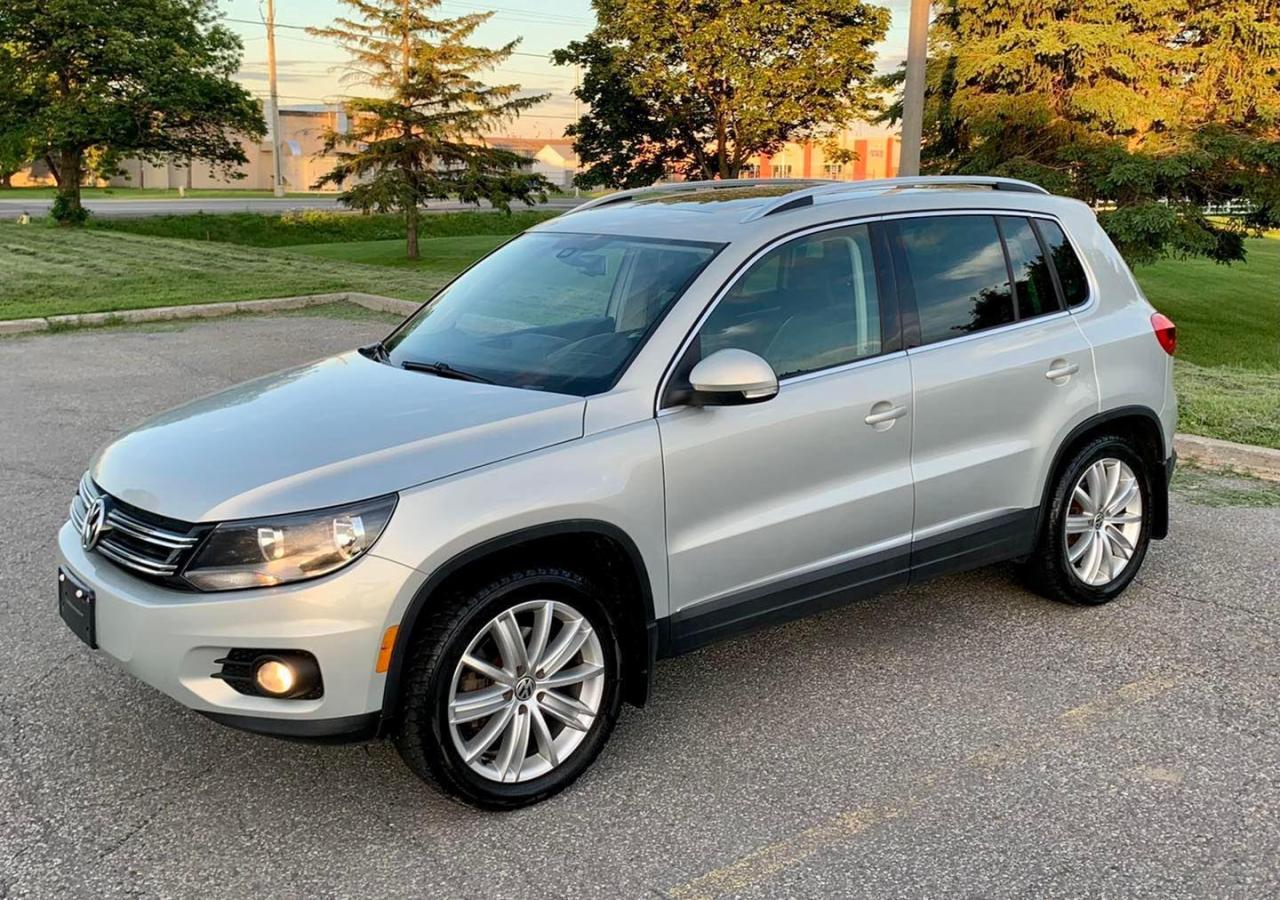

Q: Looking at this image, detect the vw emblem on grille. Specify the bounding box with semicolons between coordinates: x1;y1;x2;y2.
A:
80;497;110;551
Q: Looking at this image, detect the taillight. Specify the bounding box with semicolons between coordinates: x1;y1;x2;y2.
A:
1151;313;1176;356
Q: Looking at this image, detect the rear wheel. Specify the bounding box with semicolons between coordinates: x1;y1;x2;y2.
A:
395;567;623;808
1025;436;1152;605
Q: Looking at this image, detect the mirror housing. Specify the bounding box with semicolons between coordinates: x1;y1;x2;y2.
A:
687;349;779;406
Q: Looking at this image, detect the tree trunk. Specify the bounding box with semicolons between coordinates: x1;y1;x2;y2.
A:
0;171;12;189
405;202;420;260
53;148;86;224
44;154;62;186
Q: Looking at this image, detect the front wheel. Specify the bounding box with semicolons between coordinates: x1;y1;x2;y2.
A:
394;567;623;808
1024;436;1152;605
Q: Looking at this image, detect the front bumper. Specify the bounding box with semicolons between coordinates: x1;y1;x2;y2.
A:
57;523;422;736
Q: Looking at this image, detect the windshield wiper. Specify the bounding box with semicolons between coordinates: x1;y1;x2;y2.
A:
400;360;494;384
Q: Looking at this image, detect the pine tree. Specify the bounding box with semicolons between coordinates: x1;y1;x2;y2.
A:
311;0;551;259
883;0;1280;264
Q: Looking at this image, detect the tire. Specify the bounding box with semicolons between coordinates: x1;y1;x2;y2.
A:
394;566;623;809
1024;435;1153;605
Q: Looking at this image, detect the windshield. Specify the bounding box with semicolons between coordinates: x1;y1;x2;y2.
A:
383;231;722;395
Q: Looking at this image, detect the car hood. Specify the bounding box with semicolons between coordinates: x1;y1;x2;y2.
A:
91;351;585;522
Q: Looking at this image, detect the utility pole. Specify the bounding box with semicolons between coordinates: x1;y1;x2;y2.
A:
264;0;286;197
898;0;930;177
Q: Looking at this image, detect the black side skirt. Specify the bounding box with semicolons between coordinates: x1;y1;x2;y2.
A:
665;508;1038;656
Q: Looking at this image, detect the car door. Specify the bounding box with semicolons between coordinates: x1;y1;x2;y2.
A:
657;222;915;652
887;213;1100;579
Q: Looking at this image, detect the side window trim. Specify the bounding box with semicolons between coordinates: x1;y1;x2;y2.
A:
991;216;1023;322
656;216;895;411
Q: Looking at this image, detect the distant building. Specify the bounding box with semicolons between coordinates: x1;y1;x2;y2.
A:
744;127;901;182
483;137;580;189
9;106;575;193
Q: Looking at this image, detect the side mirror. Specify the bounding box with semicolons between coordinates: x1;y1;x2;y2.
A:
687;349;779;406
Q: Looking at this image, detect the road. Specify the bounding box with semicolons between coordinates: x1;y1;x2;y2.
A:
1;311;1277;898
0;196;585;219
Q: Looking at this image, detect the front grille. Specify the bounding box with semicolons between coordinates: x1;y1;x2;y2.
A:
69;473;206;584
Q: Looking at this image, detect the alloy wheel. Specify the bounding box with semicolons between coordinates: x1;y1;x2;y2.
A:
447;599;605;783
1064;457;1144;587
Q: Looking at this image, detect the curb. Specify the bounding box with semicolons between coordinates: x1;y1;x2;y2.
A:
1174;433;1280;482
0;291;421;335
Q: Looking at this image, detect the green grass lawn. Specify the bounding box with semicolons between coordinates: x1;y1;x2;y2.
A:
0;224;451;320
1133;234;1279;371
1132;234;1279;449
86;208;557;247
0;187;323;200
286;234;510;275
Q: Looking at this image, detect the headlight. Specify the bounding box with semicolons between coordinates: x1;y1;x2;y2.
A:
183;494;397;591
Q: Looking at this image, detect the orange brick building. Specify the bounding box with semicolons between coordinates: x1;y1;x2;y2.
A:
745;130;901;182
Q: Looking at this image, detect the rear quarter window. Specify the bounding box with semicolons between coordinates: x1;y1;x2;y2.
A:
1034;219;1090;307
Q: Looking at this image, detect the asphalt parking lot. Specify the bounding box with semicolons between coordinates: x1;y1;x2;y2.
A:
1;310;1277;898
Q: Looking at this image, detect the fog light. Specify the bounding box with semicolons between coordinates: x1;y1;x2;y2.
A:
253;659;295;696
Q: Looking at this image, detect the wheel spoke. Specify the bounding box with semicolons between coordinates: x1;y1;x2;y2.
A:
461;653;512;687
1065;515;1093;534
495;709;532;782
1085;462;1106;510
538;689;592;732
1068;530;1094;563
1102;460;1122;510
526;601;554;673
462;703;515;763
529;704;559;767
1107;525;1135;557
539;662;604;690
491;611;528;676
1072;484;1095;514
1082;532;1105;584
449;684;511;725
538;617;592;678
1107;480;1139;515
1107;513;1143;525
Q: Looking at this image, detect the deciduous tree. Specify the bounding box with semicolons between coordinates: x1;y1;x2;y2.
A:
0;0;264;223
554;0;891;187
312;0;551;260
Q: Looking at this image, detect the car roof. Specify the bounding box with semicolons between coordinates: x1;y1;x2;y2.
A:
532;177;1091;245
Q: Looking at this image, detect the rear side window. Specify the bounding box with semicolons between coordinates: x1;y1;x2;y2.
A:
1034;219;1089;307
998;216;1062;319
894;215;1014;344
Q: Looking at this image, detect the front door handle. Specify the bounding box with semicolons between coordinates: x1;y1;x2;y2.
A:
1045;360;1079;383
865;402;908;430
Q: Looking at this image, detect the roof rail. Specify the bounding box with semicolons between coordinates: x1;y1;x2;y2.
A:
563;178;839;216
741;176;1052;222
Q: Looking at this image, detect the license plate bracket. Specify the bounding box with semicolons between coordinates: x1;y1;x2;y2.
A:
58;567;97;649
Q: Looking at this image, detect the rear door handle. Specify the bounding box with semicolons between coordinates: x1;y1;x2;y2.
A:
1045;361;1079;382
864;402;908;428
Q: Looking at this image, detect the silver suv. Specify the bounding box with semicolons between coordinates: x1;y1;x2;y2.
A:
57;177;1178;808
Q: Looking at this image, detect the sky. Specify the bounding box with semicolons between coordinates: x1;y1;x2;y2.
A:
220;0;913;139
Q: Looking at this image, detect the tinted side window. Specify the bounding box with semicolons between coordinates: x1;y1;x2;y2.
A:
998;216;1061;319
697;225;881;379
1035;219;1089;307
895;215;1014;344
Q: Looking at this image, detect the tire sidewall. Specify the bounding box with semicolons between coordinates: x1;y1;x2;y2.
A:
414;571;623;807
1050;438;1152;603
